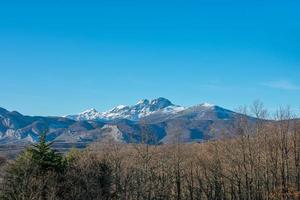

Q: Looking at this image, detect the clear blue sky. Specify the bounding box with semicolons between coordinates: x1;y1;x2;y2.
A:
0;0;299;116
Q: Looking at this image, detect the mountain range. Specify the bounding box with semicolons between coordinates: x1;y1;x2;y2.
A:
0;98;244;152
66;98;186;121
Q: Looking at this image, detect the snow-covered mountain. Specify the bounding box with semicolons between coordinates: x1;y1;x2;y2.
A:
66;97;185;121
67;108;102;121
0;98;252;157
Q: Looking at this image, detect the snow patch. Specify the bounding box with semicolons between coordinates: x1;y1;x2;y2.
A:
201;103;215;108
65;98;216;122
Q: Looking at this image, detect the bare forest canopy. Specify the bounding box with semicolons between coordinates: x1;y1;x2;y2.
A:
0;103;299;199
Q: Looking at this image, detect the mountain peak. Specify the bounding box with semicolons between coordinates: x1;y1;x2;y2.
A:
107;105;128;113
81;108;98;114
66;97;182;121
116;105;126;109
65;98;229;122
150;97;173;108
200;102;215;108
137;99;150;105
66;108;102;121
0;107;9;115
151;97;172;103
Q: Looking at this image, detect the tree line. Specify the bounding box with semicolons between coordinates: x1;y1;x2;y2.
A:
0;102;299;199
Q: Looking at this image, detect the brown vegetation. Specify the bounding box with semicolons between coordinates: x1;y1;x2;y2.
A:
0;103;299;200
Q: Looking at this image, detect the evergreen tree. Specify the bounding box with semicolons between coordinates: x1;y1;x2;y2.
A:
28;132;66;173
1;131;67;200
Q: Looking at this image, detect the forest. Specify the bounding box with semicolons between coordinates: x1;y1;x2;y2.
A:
0;103;299;200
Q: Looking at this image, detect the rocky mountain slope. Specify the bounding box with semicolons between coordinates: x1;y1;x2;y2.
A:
0;98;245;149
66;97;185;121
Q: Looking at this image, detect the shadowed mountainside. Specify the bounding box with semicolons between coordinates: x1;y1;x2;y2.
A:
0;98;253;156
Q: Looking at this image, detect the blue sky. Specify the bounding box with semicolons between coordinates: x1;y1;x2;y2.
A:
0;0;299;116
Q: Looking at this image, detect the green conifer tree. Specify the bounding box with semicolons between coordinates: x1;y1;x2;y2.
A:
1;131;67;200
28;131;66;173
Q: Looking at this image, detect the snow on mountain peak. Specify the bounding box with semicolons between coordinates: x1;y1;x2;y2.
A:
137;99;150;105
65;98;222;122
201;103;215;108
67;108;102;121
116;105;126;109
66;98;184;121
150;97;173;108
80;108;98;114
107;105;128;113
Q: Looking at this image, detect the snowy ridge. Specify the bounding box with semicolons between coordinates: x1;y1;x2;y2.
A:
66;108;103;121
0;100;240;145
201;102;215;108
66;97;187;121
